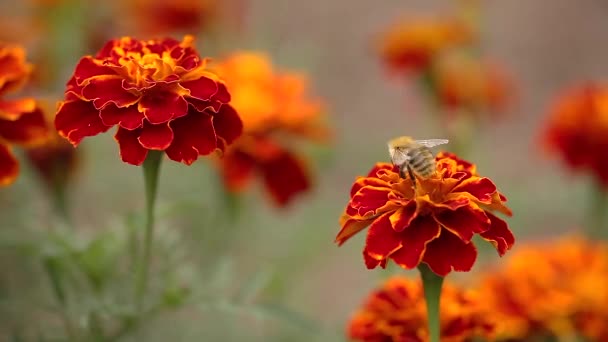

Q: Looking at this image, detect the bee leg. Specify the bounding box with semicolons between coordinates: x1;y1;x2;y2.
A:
406;164;417;189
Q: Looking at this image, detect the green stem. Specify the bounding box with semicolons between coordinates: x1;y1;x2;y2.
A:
586;181;608;239
135;151;163;313
43;258;78;341
418;263;444;342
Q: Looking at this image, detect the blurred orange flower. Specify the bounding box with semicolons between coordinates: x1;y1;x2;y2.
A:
348;277;493;342
542;83;608;187
0;43;48;186
126;0;218;35
336;152;513;276
377;16;473;74
479;237;608;341
214;52;328;206
55;35;242;166
434;53;512;115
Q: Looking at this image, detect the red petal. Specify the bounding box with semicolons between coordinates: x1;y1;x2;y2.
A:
452;177;497;203
422;230;478;276
165;111;216;165
388;201;417;232
261;149;310;206
182;77;218;100
139;91;188;124
99;104;145;130
138;122;174;150
390;217;441;269
335;217;374;245
55;100;110;145
212;104;243;152
0;106;48;145
364;250;387;269
364;212;403;259
81;77;140;109
115;127;148;165
0;98;36;119
71;57;115;84
433;206;490;242
0;144;19;186
219;149;256;192
479;212;514;256
212;82;231;103
350;176;390;197
351;187;392;217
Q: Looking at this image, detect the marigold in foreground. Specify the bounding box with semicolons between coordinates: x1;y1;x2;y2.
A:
0;43;48;186
55;35;242;166
336;152;513;276
377;16;473;74
479;237;608;341
213;52;328;206
348;277;493;342
542;83;608;187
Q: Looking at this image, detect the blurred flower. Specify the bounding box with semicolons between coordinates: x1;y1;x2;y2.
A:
479;237;608;341
214;52;329;206
348;277;493;342
55;35;242;166
434;53;513;115
126;0;218;36
377;16;473;75
336;152;513;276
542;83;608;187
0;43;48;186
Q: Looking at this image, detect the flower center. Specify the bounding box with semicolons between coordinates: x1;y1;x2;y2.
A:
120;51;179;87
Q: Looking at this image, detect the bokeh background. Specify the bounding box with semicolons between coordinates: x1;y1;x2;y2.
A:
1;0;607;341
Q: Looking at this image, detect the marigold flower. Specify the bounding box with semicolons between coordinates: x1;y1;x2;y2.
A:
55;35;242;166
479;237;608;341
542;83;608;187
434;54;512;115
336;152;513;276
0;43;48;186
377;16;473;74
213;52;328;206
126;0;218;35
348;277;493;342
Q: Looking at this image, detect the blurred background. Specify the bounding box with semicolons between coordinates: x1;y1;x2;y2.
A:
1;0;608;341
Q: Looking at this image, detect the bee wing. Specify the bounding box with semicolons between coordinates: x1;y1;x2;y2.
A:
415;139;449;148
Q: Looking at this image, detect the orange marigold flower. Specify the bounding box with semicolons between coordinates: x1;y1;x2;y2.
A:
434;54;513;115
336;152;513;276
214;52;328;206
479;237;608;341
377;16;473;74
542;83;608;187
348;277;494;342
55;35;242;166
0;43;48;186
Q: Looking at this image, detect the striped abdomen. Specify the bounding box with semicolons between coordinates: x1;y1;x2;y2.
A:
407;146;436;178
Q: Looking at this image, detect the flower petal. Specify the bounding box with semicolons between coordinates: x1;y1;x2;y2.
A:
390;217;441;269
115;127;148;165
261;149;310;206
364;212;403;260
433;206;490;243
479;212;514;256
165;110;216;164
336;215;374;246
212;104;243;152
0;143;19;186
81;76;140;109
139;91;188;124
138;122;174;150
220;149;255;192
351;186;395;217
422;230;478;276
452;177;497;203
364;250;387;269
0;106;48;145
55;100;110;146
388;201;417;232
182;77;218;100
0;98;36;120
99;104;145;130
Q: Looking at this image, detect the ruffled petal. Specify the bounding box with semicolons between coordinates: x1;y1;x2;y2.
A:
0;98;36;120
114;127;148;165
220;149;256;192
336;215;374;246
212;104;243;152
422;230;478;276
479;212;514;256
165;110;216;164
261;149;310;206
139;91;188;124
452;177;498;204
99;104;145;130
433;206;490;242
364;213;403;260
0;106;48;145
388;201;417;232
0;143;19;186
391;217;441;269
181;77;218;100
138;122;174;150
81;76;140;109
55;100;110;145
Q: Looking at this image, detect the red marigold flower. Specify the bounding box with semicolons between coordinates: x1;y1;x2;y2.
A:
0;43;48;186
377;16;473;74
479;237;608;341
213;52;329;206
54;35;242;166
336;152;513;276
542;83;608;187
126;0;218;35
348;277;494;342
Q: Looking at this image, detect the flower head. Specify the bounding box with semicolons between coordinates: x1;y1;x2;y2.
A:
479;237;608;341
348;277;493;342
55;35;242;166
542;83;608;187
377;16;473;74
213;51;328;206
0;43;48;186
336;152;513;276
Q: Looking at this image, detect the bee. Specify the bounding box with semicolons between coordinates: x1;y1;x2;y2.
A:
387;136;449;186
